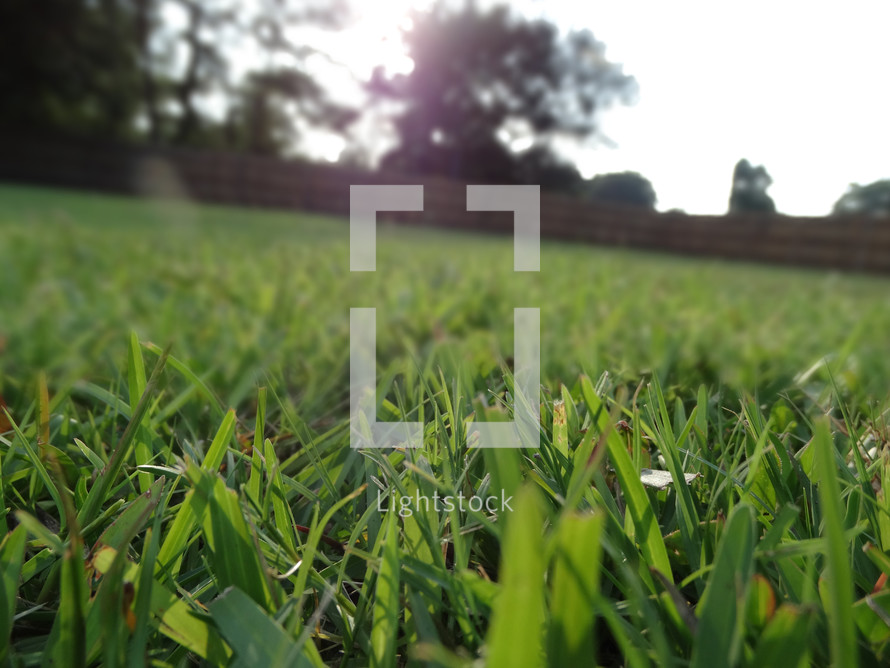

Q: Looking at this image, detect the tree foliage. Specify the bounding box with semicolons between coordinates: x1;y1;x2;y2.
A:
832;179;890;217
728;159;776;214
370;3;636;189
582;171;657;209
224;68;356;156
0;0;144;140
0;0;354;154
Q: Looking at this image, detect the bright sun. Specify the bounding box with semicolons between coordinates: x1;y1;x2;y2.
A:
298;0;430;161
327;0;428;78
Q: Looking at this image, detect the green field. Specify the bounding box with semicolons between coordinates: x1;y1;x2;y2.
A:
1;184;890;666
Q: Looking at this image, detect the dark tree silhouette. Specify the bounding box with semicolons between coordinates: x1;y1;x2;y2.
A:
728;159;776;214
224;69;356;156
582;172;657;209
234;0;355;154
0;0;143;141
369;3;636;189
160;0;355;151
0;0;355;155
833;180;890;217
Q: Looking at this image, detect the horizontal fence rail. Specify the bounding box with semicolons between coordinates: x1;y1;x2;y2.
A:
1;136;888;273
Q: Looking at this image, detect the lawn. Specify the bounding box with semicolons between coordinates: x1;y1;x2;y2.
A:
1;183;889;666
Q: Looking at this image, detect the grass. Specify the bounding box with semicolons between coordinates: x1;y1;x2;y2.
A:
0;182;889;666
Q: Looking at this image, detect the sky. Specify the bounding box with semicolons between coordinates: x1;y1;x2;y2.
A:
545;0;890;215
164;0;890;216
302;0;890;216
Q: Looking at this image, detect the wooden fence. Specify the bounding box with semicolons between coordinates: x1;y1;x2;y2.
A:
1;135;888;273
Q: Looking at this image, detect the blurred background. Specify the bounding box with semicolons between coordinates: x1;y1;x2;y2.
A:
2;0;889;215
5;6;890;665
2;0;890;419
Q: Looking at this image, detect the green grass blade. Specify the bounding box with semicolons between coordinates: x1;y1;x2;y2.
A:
814;418;858;667
547;511;604;666
77;345;170;527
127;330;153;494
0;525;27;663
47;533;88;667
750;604;813;668
264;437;297;553
149;585;232;662
690;503;756;668
485;485;546;668
153;486;206;580
13;510;64;555
5;410;67;533
142;341;227;419
581;377;673;580
128;483;170;668
646;378;702;579
209;586;309;666
203;408;236;473
246;387;266;505
92;476;164;553
188;464;276;610
371;498;401;668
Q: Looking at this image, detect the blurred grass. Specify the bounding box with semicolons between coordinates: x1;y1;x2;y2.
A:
2;183;890;414
1;183;890;666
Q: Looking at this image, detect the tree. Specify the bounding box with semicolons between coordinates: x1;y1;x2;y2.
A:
234;0;355;155
152;0;355;152
369;3;636;189
0;0;355;156
832;180;890;217
728;159;776;214
0;0;144;141
224;68;356;156
582;171;657;209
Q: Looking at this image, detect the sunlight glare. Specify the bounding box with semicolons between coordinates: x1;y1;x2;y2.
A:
333;0;433;77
